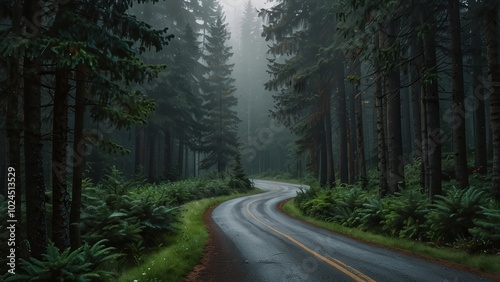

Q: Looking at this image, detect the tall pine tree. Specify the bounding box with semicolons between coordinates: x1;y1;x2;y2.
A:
200;7;239;174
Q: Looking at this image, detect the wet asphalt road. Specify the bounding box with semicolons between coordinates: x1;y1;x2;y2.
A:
210;179;499;282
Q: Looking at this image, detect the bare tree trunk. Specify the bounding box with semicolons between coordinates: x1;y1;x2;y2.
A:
178;135;185;178
470;0;487;174
421;85;431;192
353;61;367;184
376;78;388;196
401;70;413;159
6;0;23;247
410;34;424;187
336;60;349;184
70;65;86;250
148;129;157;182
375;32;388;196
164;131;171;178
346;70;357;184
485;0;500;201
423;8;442;198
319;130;327;187
52;68;70;250
347;115;356;184
383;19;405;193
449;0;469;189
135;128;146;172
23;0;47;259
324;106;335;188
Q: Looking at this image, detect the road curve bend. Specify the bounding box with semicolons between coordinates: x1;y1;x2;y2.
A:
210;179;498;282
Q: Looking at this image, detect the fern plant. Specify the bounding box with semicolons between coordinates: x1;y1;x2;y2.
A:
381;188;429;240
358;198;385;232
81;168;179;255
298;189;336;219
2;240;120;282
426;186;488;244
331;187;369;227
294;186;317;209
127;197;179;246
470;202;500;250
99;165;138;195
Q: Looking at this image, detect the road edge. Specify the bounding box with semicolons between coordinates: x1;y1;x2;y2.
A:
182;200;250;282
277;198;500;281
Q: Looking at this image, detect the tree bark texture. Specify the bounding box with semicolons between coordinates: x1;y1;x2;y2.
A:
135;128;146;172
23;0;48;259
6;0;23;245
383;19;405;193
52;68;71;250
470;0;487;174
319;132;327;187
336;60;349;185
164;131;172;178
375;32;388;196
423;9;442;198
410;35;424;187
449;0;469;189
346;71;357;184
485;1;500;201
70;65;86;249
353;60;367;183
148;129;157;182
347;115;356;184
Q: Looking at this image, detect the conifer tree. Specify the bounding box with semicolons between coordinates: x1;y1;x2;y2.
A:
1;0;173;253
154;23;205;178
200;7;240;174
260;0;337;187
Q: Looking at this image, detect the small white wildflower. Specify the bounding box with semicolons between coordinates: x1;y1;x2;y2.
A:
142;273;146;276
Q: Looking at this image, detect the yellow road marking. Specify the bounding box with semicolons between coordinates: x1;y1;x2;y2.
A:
245;197;376;282
328;257;376;282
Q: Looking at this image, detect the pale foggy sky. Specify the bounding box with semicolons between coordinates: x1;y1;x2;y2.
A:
219;0;271;52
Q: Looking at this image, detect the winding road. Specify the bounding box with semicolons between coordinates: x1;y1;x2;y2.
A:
209;179;499;282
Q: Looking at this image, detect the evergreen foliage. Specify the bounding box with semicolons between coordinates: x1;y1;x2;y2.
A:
471;202;500;250
200;7;240;174
77;167;246;264
155;23;205;146
2;240;120;282
260;0;339;187
381;188;429;240
294;179;500;253
426;187;489;244
229;149;252;190
80;167;179;256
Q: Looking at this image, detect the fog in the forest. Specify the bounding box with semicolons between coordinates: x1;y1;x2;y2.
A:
221;0;296;175
2;0;500;279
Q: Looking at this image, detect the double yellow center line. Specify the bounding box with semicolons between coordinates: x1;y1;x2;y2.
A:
245;196;376;282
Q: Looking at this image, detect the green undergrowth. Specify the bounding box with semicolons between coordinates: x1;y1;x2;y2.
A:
282;199;500;275
0;163;255;280
117;189;262;282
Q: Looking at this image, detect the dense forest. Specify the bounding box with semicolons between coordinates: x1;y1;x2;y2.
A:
256;0;499;198
0;0;500;280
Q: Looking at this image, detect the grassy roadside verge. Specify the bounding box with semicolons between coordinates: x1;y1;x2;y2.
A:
281;199;500;278
117;189;262;282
